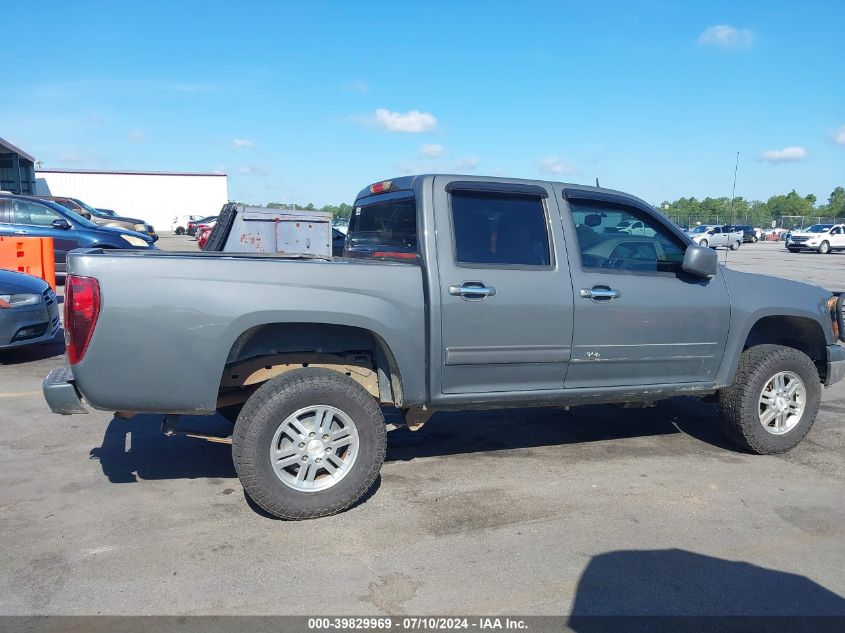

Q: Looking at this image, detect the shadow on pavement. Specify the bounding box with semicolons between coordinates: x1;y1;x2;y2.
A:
569;549;845;625
385;397;738;462
90;396;742;485
90;414;235;483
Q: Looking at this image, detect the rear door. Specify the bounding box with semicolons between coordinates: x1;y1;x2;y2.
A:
433;177;574;394
558;189;730;388
829;225;845;250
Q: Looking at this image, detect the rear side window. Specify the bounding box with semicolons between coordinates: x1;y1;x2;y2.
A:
346;194;417;259
450;192;551;266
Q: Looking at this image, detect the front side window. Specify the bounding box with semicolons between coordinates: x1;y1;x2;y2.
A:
11;200;61;226
450;192;551;266
569;200;686;273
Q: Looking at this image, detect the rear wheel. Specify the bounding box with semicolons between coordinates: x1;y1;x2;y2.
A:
232;368;385;519
175;226;185;235
819;241;831;254
699;239;709;248
751;236;758;243
718;345;820;454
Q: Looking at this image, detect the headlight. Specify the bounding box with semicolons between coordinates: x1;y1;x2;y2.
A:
121;234;149;247
134;223;146;232
0;293;41;309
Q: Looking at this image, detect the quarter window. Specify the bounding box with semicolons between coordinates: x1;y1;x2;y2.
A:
569;200;686;273
450;192;551;266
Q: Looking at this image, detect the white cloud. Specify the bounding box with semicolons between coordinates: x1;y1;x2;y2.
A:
760;146;808;163
232;138;255;148
834;127;845;145
420;143;443;158
238;163;271;176
456;157;480;171
538;157;575;175
128;130;145;143
373;108;437;133
698;25;755;50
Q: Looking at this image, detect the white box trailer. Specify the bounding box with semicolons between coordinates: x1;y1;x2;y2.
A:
34;169;228;233
205;205;332;257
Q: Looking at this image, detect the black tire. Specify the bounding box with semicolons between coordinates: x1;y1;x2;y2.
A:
752;236;758;243
699;239;708;248
232;368;385;519
175;227;185;235
718;344;820;454
730;240;740;251
819;241;830;255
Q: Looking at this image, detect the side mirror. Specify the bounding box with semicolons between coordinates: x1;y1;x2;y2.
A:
584;214;602;228
682;245;718;278
51;218;71;230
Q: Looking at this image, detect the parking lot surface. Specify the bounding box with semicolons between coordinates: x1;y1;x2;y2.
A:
1;239;844;615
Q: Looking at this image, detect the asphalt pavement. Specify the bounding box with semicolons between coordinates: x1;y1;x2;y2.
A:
1;238;843;616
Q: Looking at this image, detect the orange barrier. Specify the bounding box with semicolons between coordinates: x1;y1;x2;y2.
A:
0;236;56;290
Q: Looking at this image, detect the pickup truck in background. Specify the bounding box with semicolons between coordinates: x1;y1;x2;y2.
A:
43;175;845;519
686;225;744;250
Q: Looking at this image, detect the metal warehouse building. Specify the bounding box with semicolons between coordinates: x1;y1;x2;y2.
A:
34;169;229;232
0;137;36;195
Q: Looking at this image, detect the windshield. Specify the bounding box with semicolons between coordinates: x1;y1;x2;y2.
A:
804;224;833;233
73;199;100;215
50;203;98;228
690;226;711;233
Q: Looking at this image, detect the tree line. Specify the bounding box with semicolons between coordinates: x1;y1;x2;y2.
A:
658;186;845;228
254;185;845;229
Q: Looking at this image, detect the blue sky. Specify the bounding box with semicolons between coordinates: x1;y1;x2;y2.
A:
5;0;844;206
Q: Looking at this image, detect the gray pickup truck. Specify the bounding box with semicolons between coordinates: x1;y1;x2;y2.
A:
43;175;845;520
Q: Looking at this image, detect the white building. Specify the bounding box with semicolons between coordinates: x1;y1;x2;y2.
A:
34;169;228;232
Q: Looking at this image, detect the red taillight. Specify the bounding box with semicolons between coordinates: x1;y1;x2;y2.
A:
369;180;393;194
64;275;100;365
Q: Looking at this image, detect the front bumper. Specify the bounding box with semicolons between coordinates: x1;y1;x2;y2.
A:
43;366;88;415
826;344;845;386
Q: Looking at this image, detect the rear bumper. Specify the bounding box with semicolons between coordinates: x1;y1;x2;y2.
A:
42;366;88;415
826;344;845;386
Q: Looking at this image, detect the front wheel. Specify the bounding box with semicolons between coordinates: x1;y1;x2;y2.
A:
752;236;758;243
718;345;820;454
819;241;831;254
232;368;386;519
175;226;185;235
730;240;741;251
699;239;708;248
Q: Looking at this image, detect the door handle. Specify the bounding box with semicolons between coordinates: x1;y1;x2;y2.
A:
449;282;497;301
580;286;621;301
13;230;29;235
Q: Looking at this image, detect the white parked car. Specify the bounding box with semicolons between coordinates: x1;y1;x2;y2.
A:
786;224;845;254
171;215;204;235
686;225;743;250
603;219;656;237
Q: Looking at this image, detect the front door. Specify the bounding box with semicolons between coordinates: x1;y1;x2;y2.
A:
433;177;574;395
559;190;730;388
8;199;79;273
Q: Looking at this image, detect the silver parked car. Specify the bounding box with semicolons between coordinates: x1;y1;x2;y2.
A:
0;270;60;350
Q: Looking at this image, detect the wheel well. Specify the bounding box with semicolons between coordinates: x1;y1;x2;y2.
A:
744;316;827;379
220;323;404;408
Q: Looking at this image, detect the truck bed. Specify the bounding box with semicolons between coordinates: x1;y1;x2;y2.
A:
66;249;426;414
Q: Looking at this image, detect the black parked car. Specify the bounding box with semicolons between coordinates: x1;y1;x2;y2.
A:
727;225;758;243
0;194;156;279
